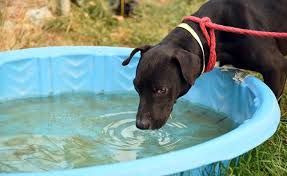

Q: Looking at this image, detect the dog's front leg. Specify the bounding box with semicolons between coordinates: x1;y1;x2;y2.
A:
261;55;287;100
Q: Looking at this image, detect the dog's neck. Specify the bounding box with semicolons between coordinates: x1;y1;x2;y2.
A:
161;21;210;75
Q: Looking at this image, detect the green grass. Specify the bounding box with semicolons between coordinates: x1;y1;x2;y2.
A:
40;0;204;47
0;0;286;175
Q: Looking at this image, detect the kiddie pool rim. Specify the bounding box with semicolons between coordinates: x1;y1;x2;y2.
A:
0;46;281;176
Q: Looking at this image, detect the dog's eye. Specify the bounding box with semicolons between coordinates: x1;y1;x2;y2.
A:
153;87;168;96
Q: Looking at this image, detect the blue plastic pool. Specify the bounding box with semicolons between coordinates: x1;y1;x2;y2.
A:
0;46;280;176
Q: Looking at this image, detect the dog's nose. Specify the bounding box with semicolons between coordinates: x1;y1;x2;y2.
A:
136;113;151;130
136;119;150;129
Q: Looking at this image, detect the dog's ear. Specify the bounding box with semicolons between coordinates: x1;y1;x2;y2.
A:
122;45;152;66
173;49;202;85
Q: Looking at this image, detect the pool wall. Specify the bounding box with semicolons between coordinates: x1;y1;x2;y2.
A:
0;47;280;176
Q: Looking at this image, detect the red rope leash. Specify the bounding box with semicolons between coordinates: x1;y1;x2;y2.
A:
183;16;287;72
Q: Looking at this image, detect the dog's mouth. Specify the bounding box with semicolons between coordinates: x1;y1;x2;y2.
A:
151;116;170;130
137;113;171;130
136;103;175;130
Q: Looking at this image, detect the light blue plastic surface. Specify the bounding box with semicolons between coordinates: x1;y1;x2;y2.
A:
0;46;281;176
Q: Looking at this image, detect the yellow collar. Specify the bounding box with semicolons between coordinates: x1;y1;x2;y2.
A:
177;23;205;73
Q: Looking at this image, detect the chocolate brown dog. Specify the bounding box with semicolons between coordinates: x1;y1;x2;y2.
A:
122;0;287;130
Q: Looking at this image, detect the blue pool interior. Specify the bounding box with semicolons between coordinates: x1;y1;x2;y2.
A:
0;46;281;176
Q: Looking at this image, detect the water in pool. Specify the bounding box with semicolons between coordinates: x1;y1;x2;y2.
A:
0;92;237;172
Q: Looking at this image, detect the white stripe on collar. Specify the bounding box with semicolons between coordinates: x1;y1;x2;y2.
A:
177;23;205;73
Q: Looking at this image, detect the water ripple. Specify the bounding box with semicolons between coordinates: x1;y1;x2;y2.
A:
101;111;186;151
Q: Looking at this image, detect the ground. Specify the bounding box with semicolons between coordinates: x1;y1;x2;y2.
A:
0;0;286;175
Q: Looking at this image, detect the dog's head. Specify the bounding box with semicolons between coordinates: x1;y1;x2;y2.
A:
122;45;202;129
